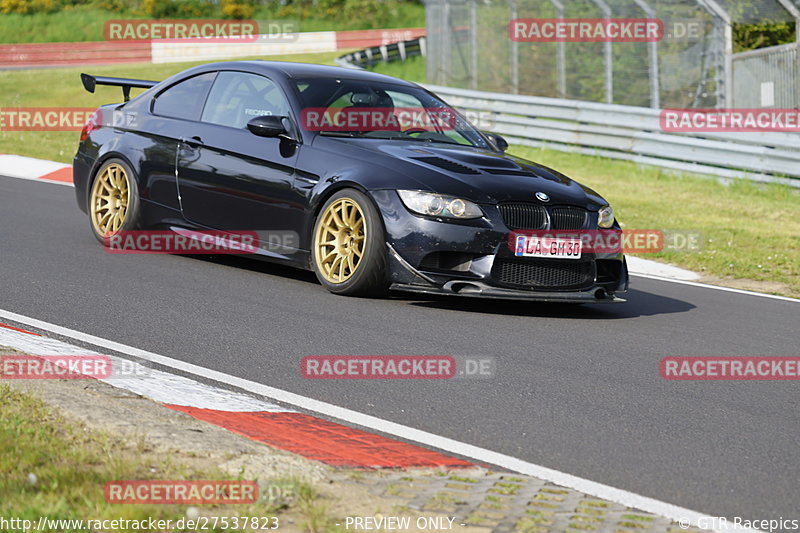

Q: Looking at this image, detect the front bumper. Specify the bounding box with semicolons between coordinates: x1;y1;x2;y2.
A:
371;190;628;303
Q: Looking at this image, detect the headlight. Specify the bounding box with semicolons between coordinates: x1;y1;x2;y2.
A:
397;190;483;219
598;205;615;228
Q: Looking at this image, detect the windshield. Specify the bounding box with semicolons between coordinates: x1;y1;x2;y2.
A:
292;78;490;149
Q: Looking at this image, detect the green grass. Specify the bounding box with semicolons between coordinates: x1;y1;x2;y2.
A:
0;384;284;531
368;54;426;82
0;51;341;162
0;3;425;44
447;475;477;483
0;6;126;43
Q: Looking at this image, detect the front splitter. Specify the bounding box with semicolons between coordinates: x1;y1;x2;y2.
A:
390;282;626;303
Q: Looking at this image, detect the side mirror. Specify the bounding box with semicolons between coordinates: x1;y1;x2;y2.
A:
247;115;287;138
484;132;508;152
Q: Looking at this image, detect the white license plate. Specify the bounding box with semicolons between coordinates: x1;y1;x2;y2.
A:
514;235;582;259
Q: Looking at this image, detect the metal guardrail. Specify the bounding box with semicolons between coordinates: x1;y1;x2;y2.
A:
427;85;800;187
336;37;426;69
337;45;800;188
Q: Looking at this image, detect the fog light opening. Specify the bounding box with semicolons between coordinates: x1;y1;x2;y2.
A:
447;282;481;294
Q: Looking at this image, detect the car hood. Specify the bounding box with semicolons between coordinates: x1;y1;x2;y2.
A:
320;138;608;209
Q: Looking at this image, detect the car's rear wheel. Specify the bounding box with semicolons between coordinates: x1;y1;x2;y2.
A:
88;159;140;243
311;189;387;296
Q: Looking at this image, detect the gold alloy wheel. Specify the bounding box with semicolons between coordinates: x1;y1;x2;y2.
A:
315;198;366;283
90;163;129;236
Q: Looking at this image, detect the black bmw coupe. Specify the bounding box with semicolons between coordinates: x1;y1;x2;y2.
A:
74;61;628;302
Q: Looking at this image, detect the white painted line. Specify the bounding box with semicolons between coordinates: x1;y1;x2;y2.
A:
0;325;292;412
0;172;74;187
0;154;73;186
0;154;69;178
630;273;799;303
0;308;759;533
626;256;700;281
38;177;74;187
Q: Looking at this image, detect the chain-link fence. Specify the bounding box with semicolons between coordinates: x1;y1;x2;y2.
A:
424;0;800;108
732;42;799;109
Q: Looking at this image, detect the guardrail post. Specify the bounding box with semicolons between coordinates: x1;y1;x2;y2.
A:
695;0;731;107
509;0;519;94
723;23;733;107
591;0;613;104
632;0;660;108
548;0;567;99
470;0;478;90
443;0;451;86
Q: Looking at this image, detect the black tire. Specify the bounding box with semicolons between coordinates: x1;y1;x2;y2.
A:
311;188;388;296
87;158;141;244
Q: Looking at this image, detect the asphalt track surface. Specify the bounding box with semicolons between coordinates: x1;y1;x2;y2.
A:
1;175;798;523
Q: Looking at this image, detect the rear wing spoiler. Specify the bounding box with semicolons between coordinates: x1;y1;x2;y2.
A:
81;73;159;102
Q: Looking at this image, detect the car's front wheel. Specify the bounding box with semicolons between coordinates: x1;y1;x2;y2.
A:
311;189;388;296
88;158;141;243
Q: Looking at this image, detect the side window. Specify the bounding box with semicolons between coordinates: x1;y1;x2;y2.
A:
152;72;216;121
201;71;291;129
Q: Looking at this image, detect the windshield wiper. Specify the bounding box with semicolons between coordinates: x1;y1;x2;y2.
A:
389;136;465;146
319;131;469;147
318;131;366;137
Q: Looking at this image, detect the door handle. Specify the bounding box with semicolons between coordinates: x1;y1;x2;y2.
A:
181;136;204;148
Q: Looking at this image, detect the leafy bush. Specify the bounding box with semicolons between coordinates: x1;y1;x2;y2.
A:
733;21;796;52
221;0;255;19
1;0;142;13
0;0;58;14
0;0;423;28
140;0;215;18
342;0;392;28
